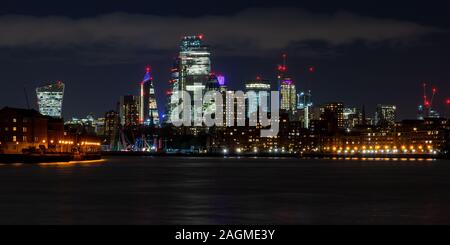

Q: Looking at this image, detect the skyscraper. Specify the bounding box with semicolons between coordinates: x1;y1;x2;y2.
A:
216;74;227;93
245;77;271;120
277;54;297;112
104;110;119;143
120;95;140;127
343;107;362;130
167;35;211;124
202;73;222;118
297;90;313;128
140;67;159;126
320;102;345;131
280;77;297;112
36;81;65;118
376;104;397;127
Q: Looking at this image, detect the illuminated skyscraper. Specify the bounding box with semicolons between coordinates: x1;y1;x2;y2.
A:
140;67;159;126
225;91;246;127
280;77;297;111
343;107;361;130
216;74;227;93
36;81;65;118
277;54;297;112
245;77;271;120
120;95;140;127
202;73;222;118
167;35;211;123
376;104;397;127
297;90;313;128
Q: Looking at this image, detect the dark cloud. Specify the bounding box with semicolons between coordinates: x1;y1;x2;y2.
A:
0;8;441;57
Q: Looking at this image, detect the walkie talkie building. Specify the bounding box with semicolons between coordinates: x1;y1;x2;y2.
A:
36;81;65;118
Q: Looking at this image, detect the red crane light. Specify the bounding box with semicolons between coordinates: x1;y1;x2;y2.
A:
277;65;287;73
446;99;450;105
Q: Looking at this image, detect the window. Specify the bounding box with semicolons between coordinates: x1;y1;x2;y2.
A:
12;136;17;142
23;136;27;142
13;127;17;131
4;127;8;132
23;127;27;133
23;118;28;123
13;118;17;123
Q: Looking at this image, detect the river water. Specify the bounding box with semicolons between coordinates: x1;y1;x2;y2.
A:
0;156;449;225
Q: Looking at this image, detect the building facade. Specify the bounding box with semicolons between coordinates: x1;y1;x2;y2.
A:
0;107;65;154
245;78;271;122
120;95;140;127
140;67;159;126
376;104;397;127
320;102;345;132
167;35;211;124
280;78;297;112
36;81;65;118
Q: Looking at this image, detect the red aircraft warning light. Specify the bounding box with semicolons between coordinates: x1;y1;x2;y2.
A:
446;99;450;105
277;65;287;73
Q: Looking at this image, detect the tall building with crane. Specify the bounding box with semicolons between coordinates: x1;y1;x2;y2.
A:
139;66;159;126
277;54;297;112
418;83;440;119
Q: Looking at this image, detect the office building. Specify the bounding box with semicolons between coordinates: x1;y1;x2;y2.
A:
376;104;397;127
245;77;271;121
120;95;140;127
167;35;211;124
36;81;65;118
140;67;159;126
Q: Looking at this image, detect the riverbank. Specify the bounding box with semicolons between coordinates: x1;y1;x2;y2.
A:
0;153;102;164
101;151;449;160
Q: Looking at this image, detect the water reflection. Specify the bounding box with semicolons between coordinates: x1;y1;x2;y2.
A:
0;156;448;224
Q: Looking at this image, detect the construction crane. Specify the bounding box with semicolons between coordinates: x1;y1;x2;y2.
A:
23;87;30;109
419;83;439;119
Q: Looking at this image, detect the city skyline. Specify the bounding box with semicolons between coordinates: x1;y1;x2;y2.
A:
2;0;450;228
11;35;450;123
1;0;450;120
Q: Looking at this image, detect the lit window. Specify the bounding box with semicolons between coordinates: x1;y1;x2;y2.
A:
12;136;17;142
13;127;17;131
23;127;27;133
13;118;17;123
23;136;27;142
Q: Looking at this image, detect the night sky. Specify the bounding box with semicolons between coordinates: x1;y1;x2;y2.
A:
1;0;450;120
